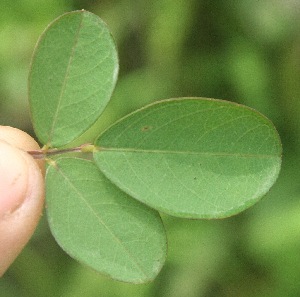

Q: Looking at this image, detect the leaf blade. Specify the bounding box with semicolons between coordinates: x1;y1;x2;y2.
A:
94;98;282;218
29;11;118;147
46;157;167;283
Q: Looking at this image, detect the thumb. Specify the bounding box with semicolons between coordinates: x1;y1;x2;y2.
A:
0;127;44;276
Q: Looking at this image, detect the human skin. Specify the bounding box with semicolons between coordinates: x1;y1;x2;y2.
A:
0;126;44;276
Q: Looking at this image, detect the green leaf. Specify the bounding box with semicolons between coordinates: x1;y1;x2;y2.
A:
94;98;282;219
46;157;166;283
29;11;118;147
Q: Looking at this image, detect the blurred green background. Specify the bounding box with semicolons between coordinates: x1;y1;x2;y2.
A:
1;0;300;296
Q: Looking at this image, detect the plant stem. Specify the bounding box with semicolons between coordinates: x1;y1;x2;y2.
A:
27;143;95;159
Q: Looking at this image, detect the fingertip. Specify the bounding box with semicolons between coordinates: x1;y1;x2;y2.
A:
0;129;45;276
0;126;44;174
0;141;29;217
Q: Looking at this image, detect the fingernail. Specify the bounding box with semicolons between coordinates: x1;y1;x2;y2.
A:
0;141;28;217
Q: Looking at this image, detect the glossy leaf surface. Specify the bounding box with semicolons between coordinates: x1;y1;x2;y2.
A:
29;11;118;147
94;98;282;218
46;158;167;283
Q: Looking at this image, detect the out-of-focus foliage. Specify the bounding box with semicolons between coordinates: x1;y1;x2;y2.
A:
0;0;299;296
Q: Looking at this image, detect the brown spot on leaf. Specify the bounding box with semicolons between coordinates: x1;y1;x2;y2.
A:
141;126;152;132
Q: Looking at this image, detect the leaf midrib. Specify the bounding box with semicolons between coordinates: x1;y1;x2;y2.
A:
48;14;84;146
54;160;150;280
98;147;280;158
